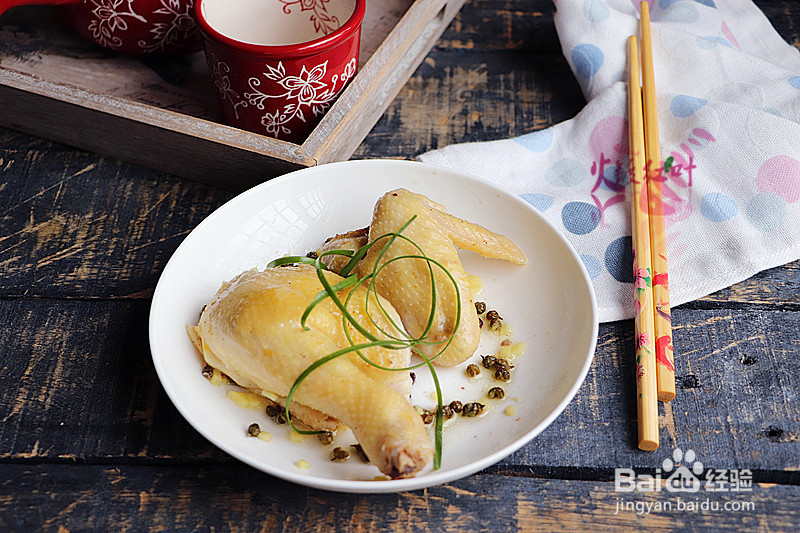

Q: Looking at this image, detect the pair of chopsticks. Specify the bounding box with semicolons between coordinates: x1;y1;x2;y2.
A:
627;1;675;452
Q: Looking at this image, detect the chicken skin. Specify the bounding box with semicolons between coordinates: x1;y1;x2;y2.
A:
323;189;527;367
189;265;433;479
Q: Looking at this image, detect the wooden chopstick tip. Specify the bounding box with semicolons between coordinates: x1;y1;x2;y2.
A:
626;35;637;60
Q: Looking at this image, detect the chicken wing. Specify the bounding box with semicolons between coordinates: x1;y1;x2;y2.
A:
189;265;432;479
322;189;526;367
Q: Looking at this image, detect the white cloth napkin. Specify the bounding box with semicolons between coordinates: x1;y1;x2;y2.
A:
418;0;800;322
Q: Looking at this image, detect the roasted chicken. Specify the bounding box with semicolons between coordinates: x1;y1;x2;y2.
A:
188;189;527;479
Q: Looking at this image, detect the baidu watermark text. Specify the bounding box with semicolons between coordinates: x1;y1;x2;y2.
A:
612;448;755;515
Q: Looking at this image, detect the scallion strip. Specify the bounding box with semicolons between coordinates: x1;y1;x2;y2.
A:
266;256;323;268
300;273;361;330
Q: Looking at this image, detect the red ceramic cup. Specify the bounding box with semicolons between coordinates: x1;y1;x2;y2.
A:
0;0;201;55
195;0;365;143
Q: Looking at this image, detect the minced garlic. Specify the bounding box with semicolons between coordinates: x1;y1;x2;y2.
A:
468;274;484;296
498;322;513;337
498;341;526;360
208;368;229;386
226;390;267;410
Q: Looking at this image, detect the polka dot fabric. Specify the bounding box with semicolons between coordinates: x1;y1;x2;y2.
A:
419;0;800;322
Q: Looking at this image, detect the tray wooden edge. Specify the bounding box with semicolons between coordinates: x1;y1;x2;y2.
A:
299;0;468;164
0;69;313;190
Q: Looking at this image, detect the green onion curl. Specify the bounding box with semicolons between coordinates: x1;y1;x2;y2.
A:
280;217;460;471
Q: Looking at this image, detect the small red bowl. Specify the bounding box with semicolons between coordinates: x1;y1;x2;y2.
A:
195;0;366;143
0;0;201;55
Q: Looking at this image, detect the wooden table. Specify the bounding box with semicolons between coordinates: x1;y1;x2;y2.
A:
2;1;799;530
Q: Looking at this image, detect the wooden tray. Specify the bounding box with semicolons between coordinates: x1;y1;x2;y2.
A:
0;0;466;190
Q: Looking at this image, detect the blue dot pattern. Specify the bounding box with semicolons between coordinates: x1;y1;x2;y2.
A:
662;2;699;23
580;254;602;280
746;192;786;233
605;236;634;283
543;158;588;188
520;193;555;212
582;0;610;23
671;95;708;117
700;192;738;222
562;201;601;235
571;44;604;79
514;129;554;152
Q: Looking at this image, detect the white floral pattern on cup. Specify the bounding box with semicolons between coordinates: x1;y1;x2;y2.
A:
208;53;244;114
138;0;197;53
280;0;341;36
87;0;145;49
84;0;196;53
210;56;356;139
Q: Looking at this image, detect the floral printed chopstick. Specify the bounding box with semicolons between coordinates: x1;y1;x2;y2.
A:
640;1;676;402
627;34;659;451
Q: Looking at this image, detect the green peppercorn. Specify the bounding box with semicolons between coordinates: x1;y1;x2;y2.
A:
494;357;512;370
442;405;455;419
306;250;319;259
494;367;511;382
275;411;288;425
465;364;481;378
486;310;503;331
247;423;261;437
481;355;497;369
202;365;214;379
420;409;435;425
492;357;513;381
449;400;463;414
265;403;282;418
475;301;486;314
487;387;505;400
461;402;485;417
331;447;350;462
317;431;334;445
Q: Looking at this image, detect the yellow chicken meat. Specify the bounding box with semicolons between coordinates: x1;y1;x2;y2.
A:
189;265;432;479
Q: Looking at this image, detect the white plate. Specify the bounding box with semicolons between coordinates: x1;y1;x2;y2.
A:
149;159;598;493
